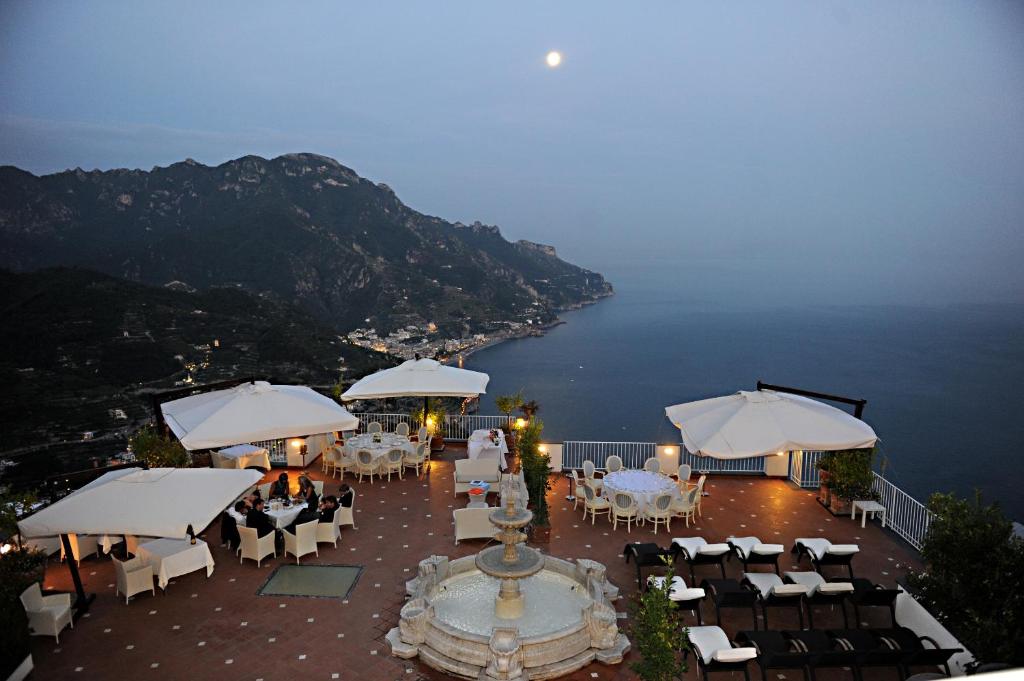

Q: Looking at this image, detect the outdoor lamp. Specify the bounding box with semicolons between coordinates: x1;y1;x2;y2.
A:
663;447;672;455
515;418;527;430
538;444;547;453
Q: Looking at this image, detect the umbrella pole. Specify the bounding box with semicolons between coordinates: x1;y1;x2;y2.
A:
60;533;95;619
423;396;429;426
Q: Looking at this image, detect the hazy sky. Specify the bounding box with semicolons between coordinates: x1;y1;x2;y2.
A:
2;1;1022;305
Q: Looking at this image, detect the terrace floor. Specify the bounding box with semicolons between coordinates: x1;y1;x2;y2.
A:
31;445;922;681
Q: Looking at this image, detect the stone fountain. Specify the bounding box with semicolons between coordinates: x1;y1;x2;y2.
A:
387;478;629;681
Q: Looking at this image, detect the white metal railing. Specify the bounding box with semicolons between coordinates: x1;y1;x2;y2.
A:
871;471;935;551
250;438;289;464
350;413;507;442
562;441;657;470
681;451;766;474
789;450;825;488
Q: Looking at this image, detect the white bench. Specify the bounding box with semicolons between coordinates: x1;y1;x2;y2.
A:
453;459;501;496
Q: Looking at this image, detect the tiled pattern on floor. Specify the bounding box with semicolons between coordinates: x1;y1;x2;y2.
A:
31;446;919;681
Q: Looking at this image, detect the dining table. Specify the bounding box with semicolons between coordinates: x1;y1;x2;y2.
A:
601;469;680;513
343;433;415;469
467;429;509;470
216;444;271;470
135;537;215;590
229;500;308;530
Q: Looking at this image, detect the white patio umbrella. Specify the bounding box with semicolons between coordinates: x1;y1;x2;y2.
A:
18;467;261;612
341;358;489;423
161;381;359;450
665;389;878;459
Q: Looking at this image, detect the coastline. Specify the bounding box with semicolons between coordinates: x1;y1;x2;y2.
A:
457;292;612;362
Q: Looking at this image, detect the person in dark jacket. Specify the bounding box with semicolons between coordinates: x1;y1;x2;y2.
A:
246;498;276;538
338;483;354;508
318;495;339;523
269;473;290;499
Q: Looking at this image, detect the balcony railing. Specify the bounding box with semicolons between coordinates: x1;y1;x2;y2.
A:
681;451;767;474
871;471;935;551
349;413;508;442
789;450;825;488
563;441;657;470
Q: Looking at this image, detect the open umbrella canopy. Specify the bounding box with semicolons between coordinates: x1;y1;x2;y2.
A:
665;389;878;459
18;467;261;539
341;358;489;400
161;381;359;450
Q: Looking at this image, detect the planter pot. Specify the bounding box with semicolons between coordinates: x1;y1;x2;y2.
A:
829;496;854;516
430;435;445;452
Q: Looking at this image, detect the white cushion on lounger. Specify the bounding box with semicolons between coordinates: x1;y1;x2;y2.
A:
795;538;831;559
771;583;808;596
688;626;731;664
784;571;825;592
713;648;758;663
674;537;730;558
727;536;759;558
753;543;784;555
827;544;859;555
648;575;706;602
818;581;855;594
744;572;783;596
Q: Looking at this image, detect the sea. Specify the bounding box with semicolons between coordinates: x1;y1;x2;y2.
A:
465;272;1024;521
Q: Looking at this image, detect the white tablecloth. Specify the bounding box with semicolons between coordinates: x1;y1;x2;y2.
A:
218;444;271;470
136;538;215;589
602;470;679;513
344;433;415;466
229;503;306;530
467;429;509;470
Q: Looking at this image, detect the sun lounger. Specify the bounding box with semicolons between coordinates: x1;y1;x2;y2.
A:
727;536;785;574
685;625;758;681
793;537;860;578
647;574;706;623
742;572;808;629
699;578;759;629
671;537;730;583
869;627;963;678
735;630;814;681
827;628;906;679
783;630;860;681
784;571;854;628
848;578;900;627
623;542;673;590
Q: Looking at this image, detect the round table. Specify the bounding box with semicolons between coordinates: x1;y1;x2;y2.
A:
601;470;679;513
343;433;415;468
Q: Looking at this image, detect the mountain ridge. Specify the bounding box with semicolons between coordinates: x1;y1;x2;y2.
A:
0;152;612;334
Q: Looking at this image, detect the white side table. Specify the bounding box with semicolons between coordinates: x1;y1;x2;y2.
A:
851;500;887;528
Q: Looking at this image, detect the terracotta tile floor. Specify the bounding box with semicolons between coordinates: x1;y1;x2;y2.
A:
32;446;921;681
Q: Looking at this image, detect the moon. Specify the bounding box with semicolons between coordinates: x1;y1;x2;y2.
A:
546;51;562;68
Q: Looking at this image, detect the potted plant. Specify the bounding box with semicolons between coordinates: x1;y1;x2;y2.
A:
495;392;524;432
816;449;876;515
630;557;690;681
517;418;552;543
414;404;448;452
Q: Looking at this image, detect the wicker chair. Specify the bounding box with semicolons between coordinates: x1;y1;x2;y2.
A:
644;492;675;535
355;449;377;483
367;421;382;434
20;583;73;643
237;526;276;567
283;519;319;564
610;491;639;532
113;556;155;604
404;441;428;477
395;422;410;437
672;486;700;527
582;483;611;525
605;455;623;473
383;448;405;482
677;463;692;483
316;506;343;548
583;460;604;494
643;457;661;475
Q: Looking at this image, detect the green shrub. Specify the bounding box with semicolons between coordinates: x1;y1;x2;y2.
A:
0;488;48;677
517;418;552;526
630;558;690;681
818;448;876;501
907;492;1024;667
130;425;191;467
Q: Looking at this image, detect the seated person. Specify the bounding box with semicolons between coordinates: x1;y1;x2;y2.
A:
233;500;249;516
318;495;339;523
297;475;319;511
246;498;277;538
269;473;290;499
338;483;354;508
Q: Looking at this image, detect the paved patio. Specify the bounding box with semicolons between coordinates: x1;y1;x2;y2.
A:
31;446;921;681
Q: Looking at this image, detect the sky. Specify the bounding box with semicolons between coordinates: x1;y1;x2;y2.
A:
1;1;1023;306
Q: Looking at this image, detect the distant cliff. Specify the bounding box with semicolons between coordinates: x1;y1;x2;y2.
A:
0;153;612;334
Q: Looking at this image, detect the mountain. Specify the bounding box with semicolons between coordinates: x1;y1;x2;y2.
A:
0;153;612;334
0;267;392;453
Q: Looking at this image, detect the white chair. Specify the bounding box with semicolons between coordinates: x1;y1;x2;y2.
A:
582;483;611;525
643;457;661;474
383;448;405;481
569;469;584;511
335;448;356;480
395;422;410;437
322;446;339;475
605;455;623;473
113;557;155;604
367;421;382;434
316;507;343;548
355;449;377;482
454;508;499;545
610;491;639;533
643;492;674;535
283;519;319;564
338;493;357;530
60;533;100;566
677;463;692;483
237;526;276;567
671;486;700;527
20;583;73;643
582;460;604;494
403;441;428;478
694;474;707;517
414;426;429;442
312;480;325;496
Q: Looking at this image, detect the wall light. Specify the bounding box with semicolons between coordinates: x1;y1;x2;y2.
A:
663;447;673;455
538;444;548;453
